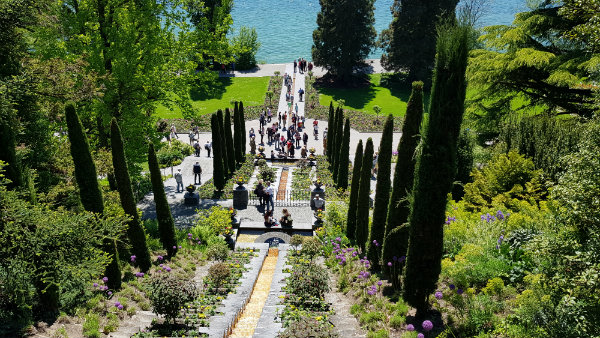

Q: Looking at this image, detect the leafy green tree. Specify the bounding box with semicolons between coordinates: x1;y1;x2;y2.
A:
346;140;363;241
211;113;225;191
337;118;351;190
231;26;261;70
110;118;151;272
403;23;470;316
355;138;374;253
0;107;22;189
224;109;236;174
380;0;459;85
148;142;178;257
467;1;596;136
312;0;377;82
559;0;600;51
383;81;424;271
366;114;394;268
65;103;121;290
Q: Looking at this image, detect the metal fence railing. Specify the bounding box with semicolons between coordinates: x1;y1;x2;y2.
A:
248;189;311;207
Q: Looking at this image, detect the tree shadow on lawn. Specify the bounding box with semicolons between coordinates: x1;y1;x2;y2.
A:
318;85;378;111
189;76;233;102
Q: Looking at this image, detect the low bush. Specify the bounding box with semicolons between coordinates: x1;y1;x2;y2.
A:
279;316;338;338
205;241;229;261
146;273;197;324
207;262;231;293
82;313;101;338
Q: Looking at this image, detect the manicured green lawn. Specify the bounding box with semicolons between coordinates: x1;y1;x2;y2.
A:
318;74;412;116
156;77;270;119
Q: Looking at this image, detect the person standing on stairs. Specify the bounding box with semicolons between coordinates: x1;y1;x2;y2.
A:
193;162;202;185
265;181;274;212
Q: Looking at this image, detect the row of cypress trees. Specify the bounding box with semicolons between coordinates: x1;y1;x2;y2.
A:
212;102;247;191
66;104;182;290
326;103;351;189
343;21;470;317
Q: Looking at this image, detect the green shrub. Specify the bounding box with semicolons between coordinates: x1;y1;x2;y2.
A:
278;315;338;338
103;312;119;333
359;311;385;326
156;140;193;168
146;273;197;324
208;262;231;293
206;241;229;261
463;150;546;211
286;263;329;309
442;244;511;288
389;314;406;329
300;237;322;260
366;329;389;338
394;300;410;315
82;313;101;338
350;303;362;315
290;234;304;249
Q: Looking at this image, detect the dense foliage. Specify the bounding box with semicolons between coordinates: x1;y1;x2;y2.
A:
346;140;363;241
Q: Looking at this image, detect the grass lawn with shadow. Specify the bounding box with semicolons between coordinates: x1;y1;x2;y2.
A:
318;74;412;117
156;76;270;119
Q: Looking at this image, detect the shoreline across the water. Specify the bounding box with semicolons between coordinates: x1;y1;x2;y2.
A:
221;59;386;78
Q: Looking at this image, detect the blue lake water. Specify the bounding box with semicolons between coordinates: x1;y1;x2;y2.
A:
230;0;528;64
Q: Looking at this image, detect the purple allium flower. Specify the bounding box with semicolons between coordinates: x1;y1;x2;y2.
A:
114;301;121;307
102;277;108;283
178;245;182;249
406;324;415;331
160;264;164;267
449;284;455;290
198;241;201;245
372;239;377;244
107;291;112;296
377;281;382;286
188;233;192;237
387;262;393;267
93;283;98;288
165;267;172;272
435;291;443;299
496;210;505;220
417;333;425;338
481;214;486;221
336;237;341;242
496;244;500;250
422;320;433;332
117;304;124;310
399;256;406;263
457;288;464;295
173;246;176;249
393;256;398;261
157;255;163;261
130;255;136;262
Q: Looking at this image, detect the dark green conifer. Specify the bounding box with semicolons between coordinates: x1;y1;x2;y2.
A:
216;110;229;177
233;102;243;164
65;103;121;290
382;81;424;276
110;118;151;272
329;106;338;166
333;107;344;184
211;114;225;191
337;118;351;190
366;114;394;268
452;129;474;200
239;102;246;154
403;23;470;316
224;108;236;173
326;102;334;159
346;140;363;240
148;142;178;257
355;138;374;252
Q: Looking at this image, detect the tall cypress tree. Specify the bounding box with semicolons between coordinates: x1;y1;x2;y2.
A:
326;102;334;159
379;0;459;85
337;118;351;190
452;129;474;200
366;114;394;268
110;118;151;272
239;102;246;155
346;140;363;241
355;138;374;253
403;23;470;316
65;103;121;290
216;110;229;178
148;142;178;257
312;0;377;82
329;106;338;166
332;108;342;183
382;81;424;280
224;108;236;173
211;114;225;191
233;102;243;165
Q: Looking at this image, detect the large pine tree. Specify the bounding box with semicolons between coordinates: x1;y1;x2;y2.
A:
110;118;151;272
355;138;374;253
337;118;351;190
233;102;243;165
379;0;458;85
366;114;394;268
65;103;121;290
326;102;334;158
211;113;226;191
403;23;470;316
382;81;424;280
346;140;363;241
148;142;178;257
224;108;236;173
312;0;377;82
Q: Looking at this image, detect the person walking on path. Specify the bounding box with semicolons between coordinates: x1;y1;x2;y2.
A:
170;124;178;139
255;179;265;206
259;127;265;145
313;121;319;140
303;131;308;146
259;112;265;128
174;168;184;192
194;141;201;157
295;131;301;148
301;146;307;158
265;181;274;212
250;137;256;154
205;140;212;157
298;88;304;101
267;108;272;122
193;162;202;185
293;60;297;73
